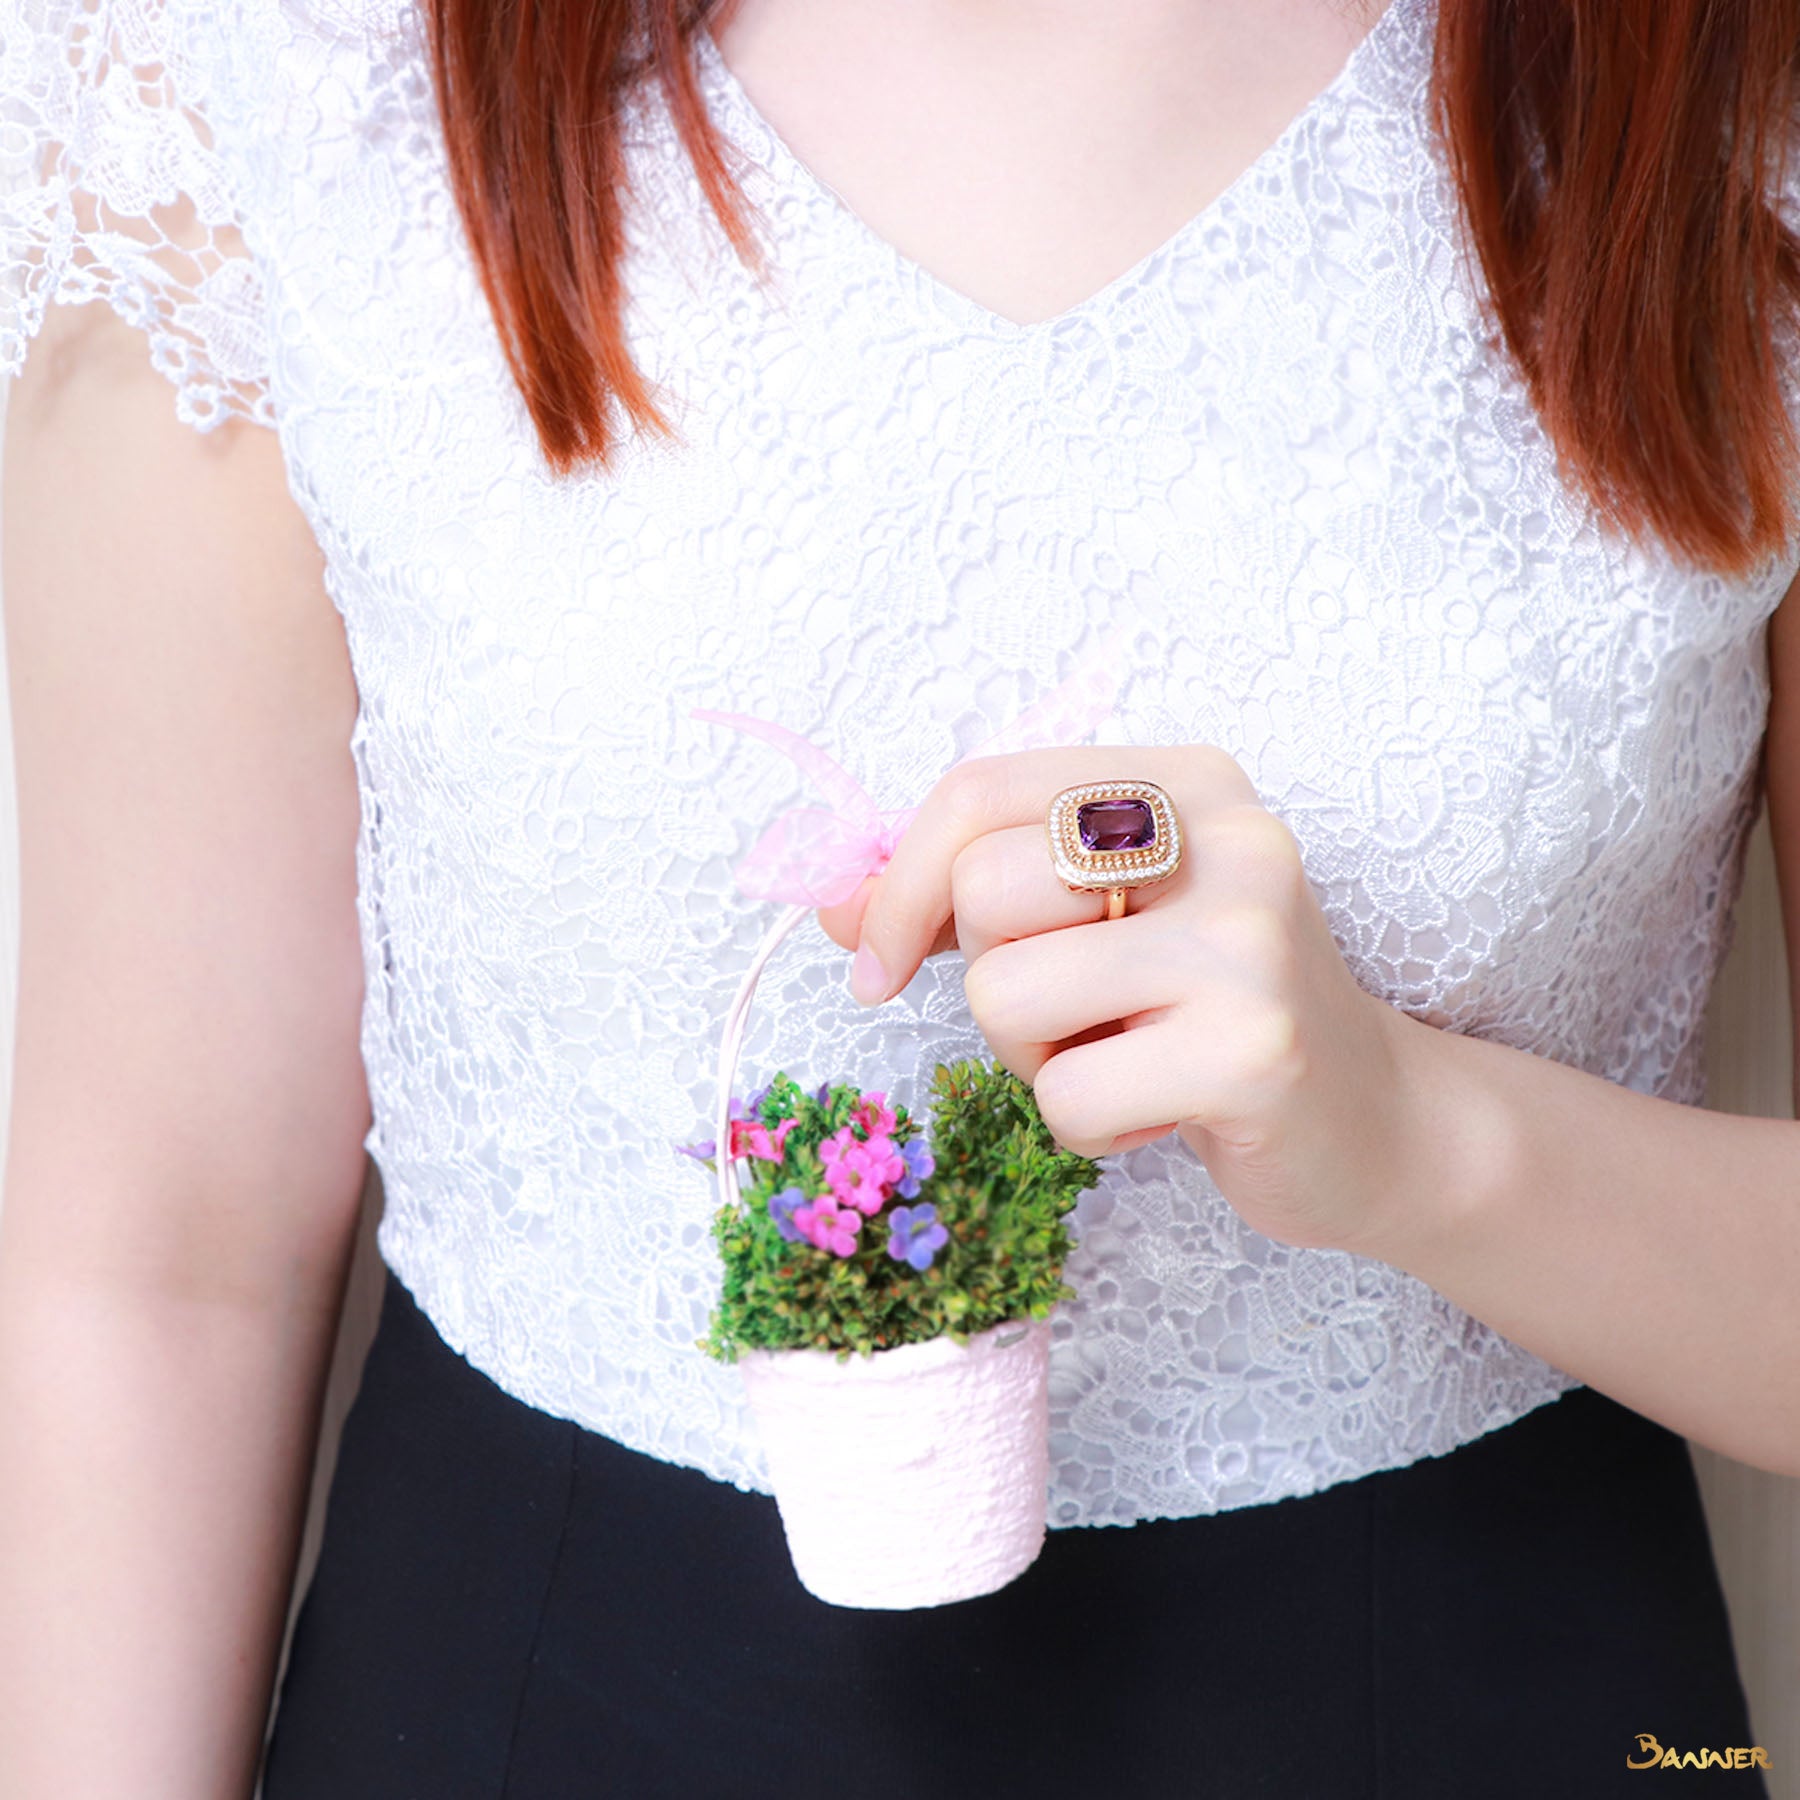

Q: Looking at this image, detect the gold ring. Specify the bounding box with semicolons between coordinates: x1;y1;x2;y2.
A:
1046;779;1184;919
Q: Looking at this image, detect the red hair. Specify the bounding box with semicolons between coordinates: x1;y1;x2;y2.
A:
425;0;1800;577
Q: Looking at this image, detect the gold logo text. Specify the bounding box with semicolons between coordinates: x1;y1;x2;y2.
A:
1627;1733;1772;1771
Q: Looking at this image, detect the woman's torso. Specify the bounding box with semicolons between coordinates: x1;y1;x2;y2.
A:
183;0;1795;1525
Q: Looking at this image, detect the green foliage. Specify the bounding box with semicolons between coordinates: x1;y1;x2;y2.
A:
695;1058;1104;1364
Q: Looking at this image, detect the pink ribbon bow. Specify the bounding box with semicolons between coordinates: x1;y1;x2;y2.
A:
691;621;1137;908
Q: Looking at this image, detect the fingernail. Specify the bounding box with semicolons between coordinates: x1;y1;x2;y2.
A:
850;943;889;1006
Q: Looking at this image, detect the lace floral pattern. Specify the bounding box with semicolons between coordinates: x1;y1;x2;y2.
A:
2;0;271;425
6;0;1795;1525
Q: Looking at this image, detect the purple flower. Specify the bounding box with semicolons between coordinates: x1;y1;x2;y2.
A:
814;1080;832;1106
886;1202;949;1272
767;1185;806;1243
894;1136;935;1199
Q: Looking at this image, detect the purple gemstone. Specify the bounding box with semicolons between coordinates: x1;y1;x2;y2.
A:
1077;798;1156;853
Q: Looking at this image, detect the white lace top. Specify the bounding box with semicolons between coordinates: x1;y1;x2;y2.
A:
7;0;1795;1528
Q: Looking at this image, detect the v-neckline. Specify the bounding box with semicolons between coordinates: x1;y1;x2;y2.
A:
691;0;1415;340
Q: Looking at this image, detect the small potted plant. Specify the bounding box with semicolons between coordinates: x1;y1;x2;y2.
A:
679;1054;1104;1610
680;657;1128;1608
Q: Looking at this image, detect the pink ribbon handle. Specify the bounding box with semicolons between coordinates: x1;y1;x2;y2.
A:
691;618;1138;907
962;619;1136;761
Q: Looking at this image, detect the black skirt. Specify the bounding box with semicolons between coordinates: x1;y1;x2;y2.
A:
261;1265;1771;1799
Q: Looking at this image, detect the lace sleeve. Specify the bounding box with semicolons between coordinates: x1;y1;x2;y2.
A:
0;0;273;429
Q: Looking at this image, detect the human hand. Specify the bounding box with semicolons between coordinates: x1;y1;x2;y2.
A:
816;745;1422;1256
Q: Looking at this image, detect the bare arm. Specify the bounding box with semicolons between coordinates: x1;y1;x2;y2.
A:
0;299;370;1798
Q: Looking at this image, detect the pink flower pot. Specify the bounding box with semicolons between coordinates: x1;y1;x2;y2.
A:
738;1315;1053;1609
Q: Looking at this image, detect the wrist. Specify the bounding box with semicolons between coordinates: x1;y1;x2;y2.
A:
1342;1003;1521;1275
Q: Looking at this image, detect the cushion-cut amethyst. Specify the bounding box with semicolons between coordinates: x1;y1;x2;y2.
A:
1077;797;1156;853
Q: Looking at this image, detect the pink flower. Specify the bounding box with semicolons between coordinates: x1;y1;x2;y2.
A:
729;1115;798;1163
851;1091;899;1139
819;1126;906;1215
817;1126;861;1189
793;1193;863;1258
857;1134;906;1192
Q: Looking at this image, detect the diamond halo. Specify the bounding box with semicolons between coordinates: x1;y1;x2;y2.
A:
1045;779;1184;898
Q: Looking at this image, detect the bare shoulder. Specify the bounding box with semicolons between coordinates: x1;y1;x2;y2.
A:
2;297;368;1296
